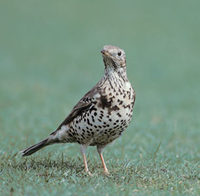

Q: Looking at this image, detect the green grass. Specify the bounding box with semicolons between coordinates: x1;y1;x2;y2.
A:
0;0;200;195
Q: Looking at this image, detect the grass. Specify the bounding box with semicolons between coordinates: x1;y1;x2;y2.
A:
0;0;200;195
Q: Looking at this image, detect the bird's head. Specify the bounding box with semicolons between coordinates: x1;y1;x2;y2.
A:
101;45;126;70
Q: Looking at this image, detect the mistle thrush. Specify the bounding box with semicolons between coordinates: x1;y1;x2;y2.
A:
21;45;136;175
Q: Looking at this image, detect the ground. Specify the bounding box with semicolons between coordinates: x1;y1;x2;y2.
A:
0;0;200;195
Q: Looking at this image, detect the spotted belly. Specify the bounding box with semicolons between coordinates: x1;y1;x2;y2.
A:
67;102;133;146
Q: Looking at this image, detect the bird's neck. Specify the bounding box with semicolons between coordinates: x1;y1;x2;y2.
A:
104;66;128;83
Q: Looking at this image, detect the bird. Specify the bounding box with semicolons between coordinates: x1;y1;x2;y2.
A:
21;45;136;175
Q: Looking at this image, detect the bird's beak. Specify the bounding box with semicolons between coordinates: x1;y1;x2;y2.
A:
101;50;110;56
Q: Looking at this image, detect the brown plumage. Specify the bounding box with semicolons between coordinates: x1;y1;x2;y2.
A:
21;45;136;175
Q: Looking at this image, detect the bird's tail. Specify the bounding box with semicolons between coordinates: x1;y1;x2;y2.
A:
21;138;50;156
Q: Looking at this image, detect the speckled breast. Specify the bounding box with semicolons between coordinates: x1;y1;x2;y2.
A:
69;79;135;146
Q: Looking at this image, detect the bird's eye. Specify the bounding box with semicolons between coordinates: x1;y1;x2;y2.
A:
117;51;122;56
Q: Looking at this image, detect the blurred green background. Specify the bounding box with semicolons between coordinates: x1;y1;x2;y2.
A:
0;0;200;195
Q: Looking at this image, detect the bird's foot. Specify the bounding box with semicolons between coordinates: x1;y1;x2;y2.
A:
103;169;110;176
85;170;93;176
87;171;93;176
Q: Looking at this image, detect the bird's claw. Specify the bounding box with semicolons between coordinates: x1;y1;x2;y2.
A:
103;170;110;176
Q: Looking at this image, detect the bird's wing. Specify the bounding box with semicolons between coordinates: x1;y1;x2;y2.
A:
50;85;100;135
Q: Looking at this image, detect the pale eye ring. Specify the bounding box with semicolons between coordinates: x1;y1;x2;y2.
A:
117;51;122;56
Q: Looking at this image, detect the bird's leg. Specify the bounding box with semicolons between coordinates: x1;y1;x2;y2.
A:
80;145;92;175
97;146;109;175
